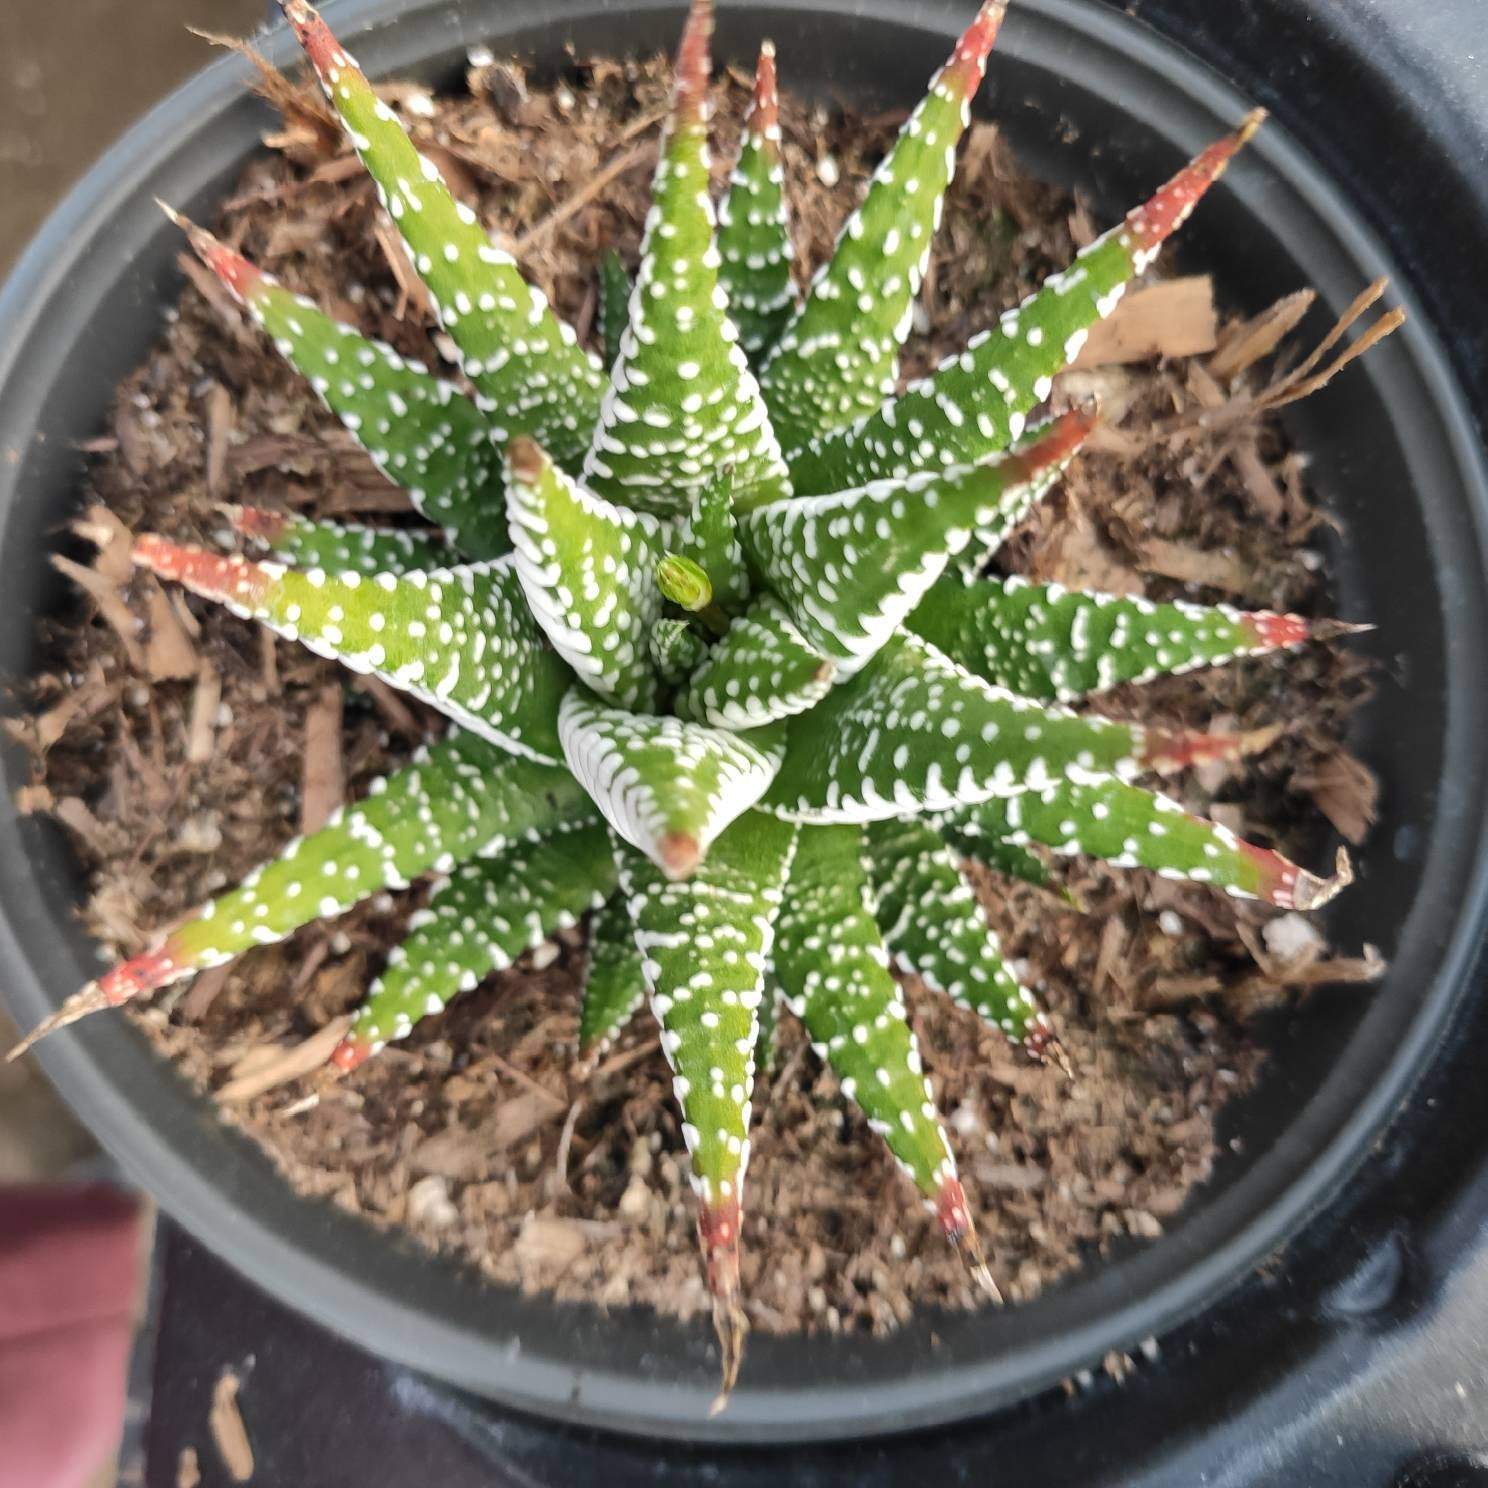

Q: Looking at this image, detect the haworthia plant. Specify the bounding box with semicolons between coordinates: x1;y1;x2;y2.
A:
22;0;1387;1399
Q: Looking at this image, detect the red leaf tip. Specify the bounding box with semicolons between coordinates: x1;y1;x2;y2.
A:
330;1036;375;1073
698;1195;747;1409
1006;405;1097;482
942;0;1009;96
1125;108;1267;255
673;0;714;124
279;0;355;81
133;534;273;608
226;505;292;546
747;40;780;140
158;202;265;302
657;831;703;880
505;435;547;485
936;1174;1002;1301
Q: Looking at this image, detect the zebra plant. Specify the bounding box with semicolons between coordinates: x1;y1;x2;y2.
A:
21;0;1363;1394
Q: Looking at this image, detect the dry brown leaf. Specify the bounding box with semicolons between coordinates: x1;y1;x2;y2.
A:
215;1016;353;1104
1138;537;1255;595
143;580;198;681
186;662;222;766
1073;277;1216;368
300;685;345;835
52;555;146;670
208;1368;255;1484
204;382;233;497
1209;289;1316;381
1293;750;1380;845
74;503;135;585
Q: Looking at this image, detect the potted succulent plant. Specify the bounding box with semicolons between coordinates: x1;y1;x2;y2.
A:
1;0;1483;1449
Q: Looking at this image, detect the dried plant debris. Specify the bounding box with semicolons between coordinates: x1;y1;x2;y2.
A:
13;20;1385;1344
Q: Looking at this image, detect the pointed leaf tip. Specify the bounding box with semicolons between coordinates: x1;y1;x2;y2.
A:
673;0;715;121
944;0;1010;93
1125;110;1266;255
162;207;264;302
659;831;704;879
1244;842;1353;911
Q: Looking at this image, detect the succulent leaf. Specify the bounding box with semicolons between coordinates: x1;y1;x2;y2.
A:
82;731;590;1013
774;823;982;1261
945;830;1051;890
581;0;790;518
278;0;604;465
674;594;835;728
909;574;1329;700
336;820;616;1070
618;810;798;1390
739;409;1092;671
578;889;650;1058
764;633;1185;823
599;249;633;371
558;688;786;878
786;113;1265;496
651;617;710;683
676;469;749;609
761;2;1007;449
717;42;797;359
865;817;1043;1043
505;437;666;709
940;777;1351;909
228;506;448;575
171;214;510;558
132;537;569;763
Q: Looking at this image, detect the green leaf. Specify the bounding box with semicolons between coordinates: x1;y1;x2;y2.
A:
908;574;1327;700
505;437;665;710
618;809;798;1382
580;0;789;518
676;468;749;609
941;828;1051;891
337;820;616;1069
674;594;835;728
761;2;1008;449
578;888;649;1057
754;977;782;1074
558;687;786;878
785;113;1265;496
228;506;448;575
717;42;797;359
763;633;1156;823
171;213;509;559
134;536;569;763
773;824;963;1213
864;817;1043;1043
650;617;710;684
938;776;1351;908
83;731;591;1012
738;410;1092;670
599;249;633;372
280;0;604;466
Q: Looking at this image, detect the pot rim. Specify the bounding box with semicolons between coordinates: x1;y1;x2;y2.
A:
2;0;1487;1444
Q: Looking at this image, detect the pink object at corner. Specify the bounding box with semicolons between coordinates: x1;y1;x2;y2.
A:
0;1185;142;1488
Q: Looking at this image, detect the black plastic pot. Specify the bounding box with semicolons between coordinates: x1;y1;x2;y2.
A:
2;0;1486;1455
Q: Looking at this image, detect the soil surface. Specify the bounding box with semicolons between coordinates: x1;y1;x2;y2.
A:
13;47;1383;1340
